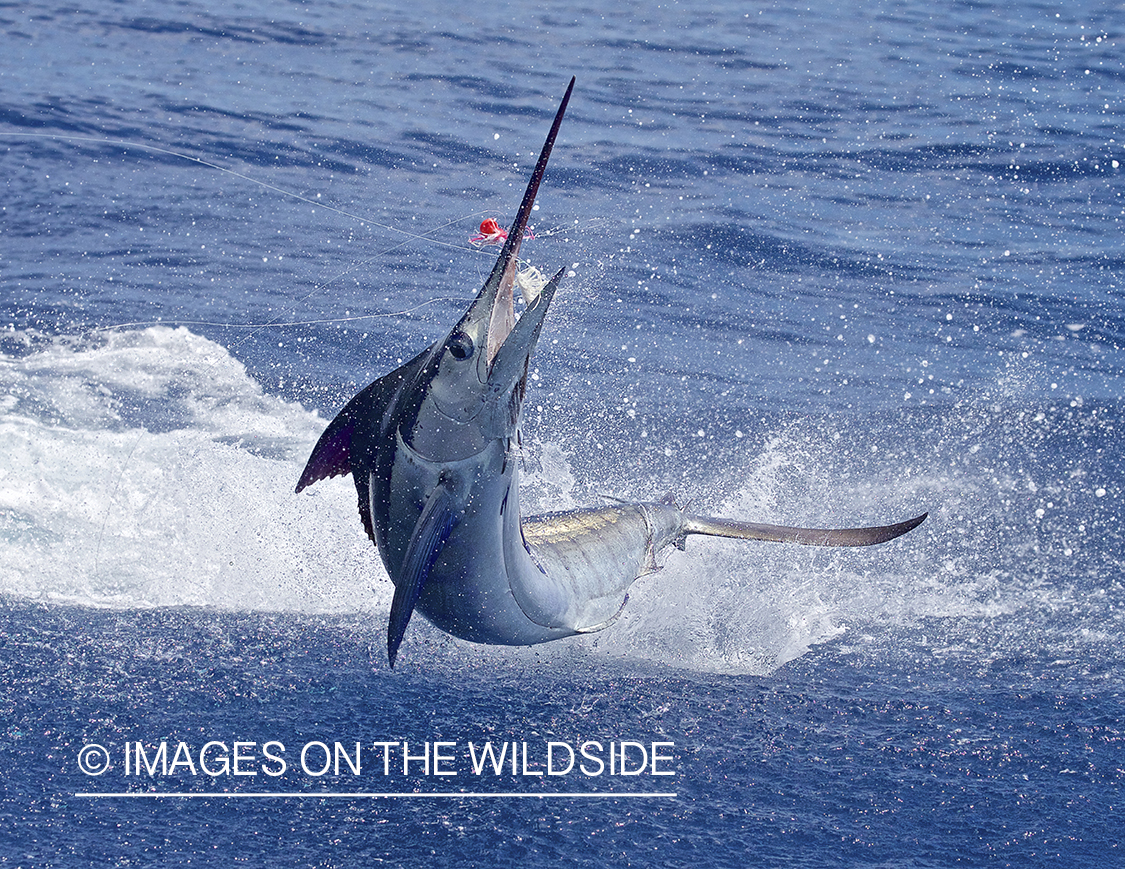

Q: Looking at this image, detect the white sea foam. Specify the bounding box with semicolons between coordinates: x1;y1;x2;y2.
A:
1;325;1117;677
0;326;381;612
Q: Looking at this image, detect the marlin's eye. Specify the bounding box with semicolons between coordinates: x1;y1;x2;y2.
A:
448;331;474;360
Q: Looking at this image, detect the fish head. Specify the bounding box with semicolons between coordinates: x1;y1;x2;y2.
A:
400;79;573;463
407;257;563;460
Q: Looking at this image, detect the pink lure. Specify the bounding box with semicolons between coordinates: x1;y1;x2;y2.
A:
470;217;534;246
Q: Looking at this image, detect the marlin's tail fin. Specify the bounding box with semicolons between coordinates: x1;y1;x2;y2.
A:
682;512;927;547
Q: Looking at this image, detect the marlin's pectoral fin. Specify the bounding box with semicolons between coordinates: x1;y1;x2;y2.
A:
387;482;461;667
683;512;927;547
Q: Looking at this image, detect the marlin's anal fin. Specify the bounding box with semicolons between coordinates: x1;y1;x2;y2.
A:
387;482;461;668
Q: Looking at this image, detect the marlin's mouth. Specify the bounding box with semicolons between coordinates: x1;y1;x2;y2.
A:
464;78;574;385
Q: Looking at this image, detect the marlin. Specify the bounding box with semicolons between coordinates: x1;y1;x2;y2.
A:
296;78;926;667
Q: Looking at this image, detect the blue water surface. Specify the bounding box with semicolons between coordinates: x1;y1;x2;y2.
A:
1;0;1122;865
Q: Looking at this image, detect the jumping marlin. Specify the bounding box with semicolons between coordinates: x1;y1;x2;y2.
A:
296;78;926;667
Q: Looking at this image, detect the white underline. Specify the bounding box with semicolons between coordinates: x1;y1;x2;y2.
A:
74;791;677;800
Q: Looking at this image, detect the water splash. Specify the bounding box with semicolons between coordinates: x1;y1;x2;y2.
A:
0;326;380;612
2;326;1120;679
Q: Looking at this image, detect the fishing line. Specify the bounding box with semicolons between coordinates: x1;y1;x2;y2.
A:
5;130;448;246
2;131;537;343
95;297;470;333
5;131;606;347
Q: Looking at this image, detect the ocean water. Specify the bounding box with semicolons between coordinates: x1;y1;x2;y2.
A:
1;0;1122;865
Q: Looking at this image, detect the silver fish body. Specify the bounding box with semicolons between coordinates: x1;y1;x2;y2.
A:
297;78;926;666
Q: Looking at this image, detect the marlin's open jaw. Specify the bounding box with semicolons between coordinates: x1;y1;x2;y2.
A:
297;77;927;667
406;83;570;465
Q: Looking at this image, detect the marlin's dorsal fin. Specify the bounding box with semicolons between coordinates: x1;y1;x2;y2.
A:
295;349;429;494
294;403;358;492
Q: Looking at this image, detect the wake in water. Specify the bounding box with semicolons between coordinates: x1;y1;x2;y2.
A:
0;326;373;611
3;325;1115;676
